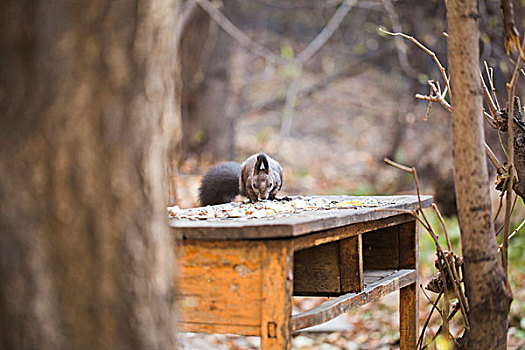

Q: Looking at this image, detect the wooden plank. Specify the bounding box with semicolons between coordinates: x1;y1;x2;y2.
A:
170;195;433;240
399;220;418;350
179;322;260;336
339;235;363;292
293;214;413;252
261;240;294;350
398;220;417;269
363;270;396;285
176;240;263;328
293;242;341;296
291;269;416;332
400;283;418;350
363;226;399;270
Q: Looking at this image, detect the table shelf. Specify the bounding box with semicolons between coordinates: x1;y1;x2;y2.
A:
291;269;416;332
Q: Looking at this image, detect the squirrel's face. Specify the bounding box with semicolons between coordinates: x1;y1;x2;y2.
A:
251;174;273;201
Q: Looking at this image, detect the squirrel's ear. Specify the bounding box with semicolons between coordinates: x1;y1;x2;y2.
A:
255;152;269;174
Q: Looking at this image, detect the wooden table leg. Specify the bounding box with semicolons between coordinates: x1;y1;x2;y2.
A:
399;220;418;350
400;282;418;349
261;240;294;350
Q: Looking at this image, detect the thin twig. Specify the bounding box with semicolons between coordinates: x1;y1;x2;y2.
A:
296;0;357;64
380;0;417;78
175;0;199;49
384;157;412;172
421;286;443;316
380;28;451;99
480;70;499;123
484;61;501;111
415;80;451;112
280;66;303;137
195;0;285;64
383;158;431;229
432;203;452;251
422;305;462;349
243;49;388;115
436;256;453;346
508;217;525;241
485;142;505;175
498;130;509;160
417;289;444;350
415;94;451;112
383;158;470;330
374;208;431;232
424;100;433;121
494;183;507;226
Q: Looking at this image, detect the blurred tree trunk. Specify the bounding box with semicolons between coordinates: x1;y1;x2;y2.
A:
0;1;179;349
447;0;512;348
180;2;235;162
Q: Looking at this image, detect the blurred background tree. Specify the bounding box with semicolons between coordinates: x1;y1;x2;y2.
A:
0;1;179;349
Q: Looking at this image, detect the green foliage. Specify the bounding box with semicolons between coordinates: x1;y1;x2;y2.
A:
280;43;294;60
509;224;525;272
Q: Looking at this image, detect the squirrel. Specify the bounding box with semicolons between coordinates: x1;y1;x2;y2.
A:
198;152;283;206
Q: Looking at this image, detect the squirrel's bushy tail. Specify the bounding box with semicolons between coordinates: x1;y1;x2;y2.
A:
198;162;241;206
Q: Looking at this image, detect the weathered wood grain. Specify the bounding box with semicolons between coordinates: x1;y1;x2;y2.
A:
170;195;432;240
398;220;417;269
363;226;399;270
398;220;418;349
178;322;260;336
261;240;294;350
294;234;364;296
293;242;342;295
363;270;396;285
291;269;416;332
400;283;418;350
292;213;413;252
176;240;263;330
339;235;363;292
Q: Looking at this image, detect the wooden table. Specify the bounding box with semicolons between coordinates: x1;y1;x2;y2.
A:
171;195;432;349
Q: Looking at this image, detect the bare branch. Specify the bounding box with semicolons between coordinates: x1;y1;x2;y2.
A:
194;0;286;64
508;217;525;241
383;158;470;329
423;100;433;121
485;142;505;175
380;0;417;78
174;0;199;50
380;28;451;99
417;289;443;350
296;0;357;64
280;66;303;137
243;49;388;115
480;70;499;124
432;203;452;251
416;93;451;112
484;61;501;111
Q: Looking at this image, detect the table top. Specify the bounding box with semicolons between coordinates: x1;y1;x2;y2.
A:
170;195;432;240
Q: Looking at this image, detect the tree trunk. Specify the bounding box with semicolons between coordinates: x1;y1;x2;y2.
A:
0;1;179;349
180;3;235;162
447;0;512;348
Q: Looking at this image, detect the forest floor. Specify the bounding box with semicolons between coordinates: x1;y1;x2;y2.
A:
176;57;525;349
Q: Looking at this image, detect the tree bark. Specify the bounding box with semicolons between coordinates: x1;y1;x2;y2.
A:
447;0;512;348
0;1;179;349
